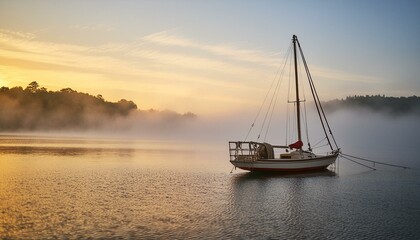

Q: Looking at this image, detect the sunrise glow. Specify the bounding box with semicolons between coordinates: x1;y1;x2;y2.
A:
0;1;419;116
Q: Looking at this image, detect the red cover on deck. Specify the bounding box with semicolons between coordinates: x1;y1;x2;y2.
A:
289;140;303;149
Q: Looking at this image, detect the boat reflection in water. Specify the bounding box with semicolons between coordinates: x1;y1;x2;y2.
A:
232;169;337;180
228;169;342;239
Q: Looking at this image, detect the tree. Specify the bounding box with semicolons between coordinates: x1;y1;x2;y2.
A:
25;81;39;93
0;87;9;92
97;94;104;101
117;99;137;115
60;88;76;93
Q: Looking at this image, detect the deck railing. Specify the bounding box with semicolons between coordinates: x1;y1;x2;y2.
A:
229;141;260;162
229;141;290;161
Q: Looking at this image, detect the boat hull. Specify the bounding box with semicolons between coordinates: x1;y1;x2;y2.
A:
230;154;338;172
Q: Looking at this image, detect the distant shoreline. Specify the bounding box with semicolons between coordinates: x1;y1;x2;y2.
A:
323;95;420;116
0;82;196;132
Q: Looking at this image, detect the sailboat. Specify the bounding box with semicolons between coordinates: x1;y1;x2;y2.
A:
229;35;340;172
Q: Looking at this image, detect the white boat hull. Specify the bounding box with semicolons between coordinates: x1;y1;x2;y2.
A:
230;154;338;172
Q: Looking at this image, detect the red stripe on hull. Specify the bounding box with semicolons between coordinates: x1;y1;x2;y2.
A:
237;165;329;172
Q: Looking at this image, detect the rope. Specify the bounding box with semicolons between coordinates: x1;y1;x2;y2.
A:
312;136;327;148
245;44;292;141
312;143;329;150
340;155;376;171
341;153;410;169
285;101;289;145
263;82;281;141
303;101;310;149
286;47;293;145
262;63;284;140
290;102;296;142
259;45;291;141
244;49;285;141
296;37;338;150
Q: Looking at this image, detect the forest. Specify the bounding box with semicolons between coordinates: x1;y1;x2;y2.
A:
323;95;420;116
0;82;195;131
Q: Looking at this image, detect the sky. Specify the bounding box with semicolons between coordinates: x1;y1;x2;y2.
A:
0;0;419;116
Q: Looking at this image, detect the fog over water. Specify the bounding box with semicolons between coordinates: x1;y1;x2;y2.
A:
3;84;418;164
329;109;419;166
166;107;419;169
6;106;419;168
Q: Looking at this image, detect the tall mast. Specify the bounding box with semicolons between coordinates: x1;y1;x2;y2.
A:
292;35;302;142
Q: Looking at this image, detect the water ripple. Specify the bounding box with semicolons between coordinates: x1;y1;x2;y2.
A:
1;138;420;239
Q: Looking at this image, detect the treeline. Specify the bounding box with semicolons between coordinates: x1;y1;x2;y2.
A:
0;82;195;131
323;95;420;116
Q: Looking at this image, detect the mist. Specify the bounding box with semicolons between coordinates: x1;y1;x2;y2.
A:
328;109;420;155
171;104;420;169
1;82;420;169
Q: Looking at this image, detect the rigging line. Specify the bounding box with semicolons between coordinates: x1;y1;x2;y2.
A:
298;49;331;149
285;50;293;144
296;49;310;148
291;102;296;142
307;73;333;150
297;50;306;102
312;143;329;150
259;45;291;140
340;155;377;170
287;49;293;102
245;44;292;141
296;39;334;151
263;80;281;141
264;63;288;140
258;77;279;140
297;49;311;148
303;101;311;149
312;76;339;149
312;136;327;148
297;39;338;149
263;49;291;141
297;49;306;144
285;100;289;144
244;44;292;141
341;153;410;169
259;75;281;140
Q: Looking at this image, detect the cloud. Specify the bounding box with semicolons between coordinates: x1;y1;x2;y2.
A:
0;29;271;95
0;29;36;40
0;29;266;81
312;66;379;84
142;30;279;67
69;24;116;32
0;28;375;85
140;30;380;85
0;28;381;114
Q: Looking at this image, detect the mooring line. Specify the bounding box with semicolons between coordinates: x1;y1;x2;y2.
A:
341;153;410;169
340;155;376;171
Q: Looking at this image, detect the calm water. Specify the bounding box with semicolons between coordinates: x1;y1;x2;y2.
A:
1;135;419;239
